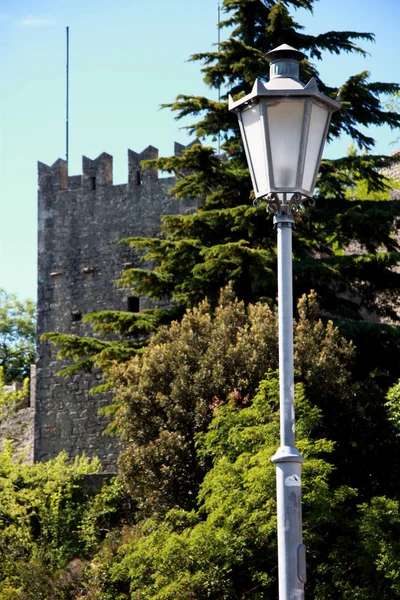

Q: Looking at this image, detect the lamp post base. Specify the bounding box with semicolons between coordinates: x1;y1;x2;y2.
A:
272;447;306;599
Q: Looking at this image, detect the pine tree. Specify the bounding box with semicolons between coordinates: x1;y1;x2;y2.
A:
46;0;400;389
121;0;400;311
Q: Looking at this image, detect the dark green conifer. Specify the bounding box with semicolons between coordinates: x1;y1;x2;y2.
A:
47;0;400;386
119;0;400;315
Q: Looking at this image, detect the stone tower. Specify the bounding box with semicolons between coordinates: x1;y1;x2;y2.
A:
35;143;197;471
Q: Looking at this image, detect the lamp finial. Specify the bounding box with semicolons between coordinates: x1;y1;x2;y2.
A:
265;44;305;82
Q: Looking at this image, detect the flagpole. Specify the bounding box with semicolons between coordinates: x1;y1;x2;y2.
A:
66;26;69;166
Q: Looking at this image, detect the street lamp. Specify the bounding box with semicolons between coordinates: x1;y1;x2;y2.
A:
229;44;340;599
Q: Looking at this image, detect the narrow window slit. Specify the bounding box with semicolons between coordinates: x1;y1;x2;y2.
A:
127;296;140;313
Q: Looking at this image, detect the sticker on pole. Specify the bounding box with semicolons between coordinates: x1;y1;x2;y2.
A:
285;474;301;487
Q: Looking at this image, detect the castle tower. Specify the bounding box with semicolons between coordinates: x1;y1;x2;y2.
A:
35;145;197;471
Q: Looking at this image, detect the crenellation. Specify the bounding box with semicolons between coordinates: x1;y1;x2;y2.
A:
82;152;113;189
128;145;159;184
38;159;68;197
174;138;200;156
38;142;202;194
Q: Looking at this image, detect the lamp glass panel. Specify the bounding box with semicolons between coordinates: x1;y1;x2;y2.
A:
266;100;305;188
302;102;329;193
241;104;269;193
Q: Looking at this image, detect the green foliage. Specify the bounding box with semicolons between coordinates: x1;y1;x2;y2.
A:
0;447;128;598
338;144;400;201
2;369;397;598
294;290;354;401
3;292;400;597
40;332;141;394
159;0;398;179
0;366;29;413
385;379;400;436
0;289;35;384
0;448;95;595
319;154;395;201
109;287;360;517
44;0;400;398
119;198;400;326
81;374;400;599
313;495;400;599
345;177;396;201
116;0;400;332
357;497;400;597
80;375;344;599
4;2;400;595
112;286;278;515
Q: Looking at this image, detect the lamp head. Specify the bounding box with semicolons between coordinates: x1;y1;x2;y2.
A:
229;44;340;201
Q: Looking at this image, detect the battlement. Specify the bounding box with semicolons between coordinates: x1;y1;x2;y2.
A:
38;140;199;193
38;158;68;192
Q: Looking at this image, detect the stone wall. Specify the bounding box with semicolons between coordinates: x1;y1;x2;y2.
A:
0;405;35;461
0;370;35;462
35;144;197;471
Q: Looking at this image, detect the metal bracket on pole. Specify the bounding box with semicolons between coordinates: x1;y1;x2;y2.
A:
271;446;304;463
273;213;296;226
254;191;314;227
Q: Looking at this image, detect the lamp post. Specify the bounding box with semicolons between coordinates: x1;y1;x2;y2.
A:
229;44;340;600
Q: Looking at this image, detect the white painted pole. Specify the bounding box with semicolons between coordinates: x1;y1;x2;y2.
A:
272;213;306;600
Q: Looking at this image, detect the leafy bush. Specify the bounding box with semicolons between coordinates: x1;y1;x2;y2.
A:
0;448;126;598
110;287;354;517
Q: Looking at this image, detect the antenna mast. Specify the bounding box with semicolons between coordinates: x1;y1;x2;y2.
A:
66;26;69;166
217;2;221;155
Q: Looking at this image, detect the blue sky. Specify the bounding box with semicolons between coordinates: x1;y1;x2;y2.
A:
1;0;399;301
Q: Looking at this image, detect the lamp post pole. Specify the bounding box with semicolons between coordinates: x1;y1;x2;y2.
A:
272;204;306;599
229;43;340;600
